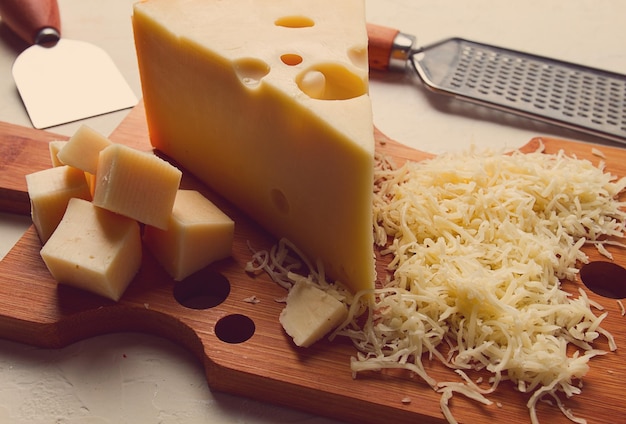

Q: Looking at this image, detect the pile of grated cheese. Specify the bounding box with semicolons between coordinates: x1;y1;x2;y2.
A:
247;142;626;424
346;143;626;424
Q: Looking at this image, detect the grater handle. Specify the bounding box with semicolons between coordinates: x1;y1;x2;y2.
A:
367;23;416;71
0;0;61;45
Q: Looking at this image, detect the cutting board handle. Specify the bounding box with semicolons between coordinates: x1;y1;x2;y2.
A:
0;0;61;45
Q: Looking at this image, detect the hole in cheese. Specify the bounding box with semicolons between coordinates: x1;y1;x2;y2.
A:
298;70;325;98
579;261;626;299
270;188;290;215
280;53;303;66
215;314;255;344
296;63;367;100
233;57;270;88
274;15;314;28
347;45;368;69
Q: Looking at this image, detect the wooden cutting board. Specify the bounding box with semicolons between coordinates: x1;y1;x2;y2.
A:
1;104;625;424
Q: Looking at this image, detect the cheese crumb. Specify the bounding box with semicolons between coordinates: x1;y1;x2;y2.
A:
591;147;606;159
243;296;260;304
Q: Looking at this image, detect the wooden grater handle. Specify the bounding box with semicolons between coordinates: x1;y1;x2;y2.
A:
0;0;61;45
367;23;400;70
367;23;415;71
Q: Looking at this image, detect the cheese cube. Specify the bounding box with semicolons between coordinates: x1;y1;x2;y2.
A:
279;280;348;347
25;165;92;243
48;140;67;167
144;190;235;281
50;140;96;195
93;144;182;230
57;125;113;174
40;198;141;301
133;0;376;293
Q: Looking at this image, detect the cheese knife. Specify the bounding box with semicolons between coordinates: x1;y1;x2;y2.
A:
0;0;137;129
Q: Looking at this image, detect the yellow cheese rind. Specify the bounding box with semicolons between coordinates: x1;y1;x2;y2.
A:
279;280;348;347
25;165;92;243
57;125;113;174
132;0;375;293
40;198;141;301
93;144;182;230
144;189;235;281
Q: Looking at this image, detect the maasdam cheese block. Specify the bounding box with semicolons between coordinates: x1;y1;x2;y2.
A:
133;0;376;293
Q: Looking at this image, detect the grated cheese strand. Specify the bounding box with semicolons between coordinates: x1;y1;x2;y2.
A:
354;146;626;423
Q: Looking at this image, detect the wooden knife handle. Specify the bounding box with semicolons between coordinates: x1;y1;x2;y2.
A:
367;23;415;71
0;0;61;45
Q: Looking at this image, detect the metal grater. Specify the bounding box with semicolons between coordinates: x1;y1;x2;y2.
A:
409;38;626;144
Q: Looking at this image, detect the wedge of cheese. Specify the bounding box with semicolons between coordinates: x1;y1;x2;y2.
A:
40;198;141;301
25;165;92;243
144;189;235;281
133;0;375;293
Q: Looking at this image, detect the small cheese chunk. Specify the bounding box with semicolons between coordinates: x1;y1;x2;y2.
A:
279;280;348;347
85;172;96;198
144;190;235;281
93;144;182;230
132;0;376;294
57;125;113;174
49;140;96;195
40;198;141;301
25;165;92;243
48;141;67;167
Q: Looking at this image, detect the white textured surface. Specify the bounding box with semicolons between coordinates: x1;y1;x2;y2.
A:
0;0;625;422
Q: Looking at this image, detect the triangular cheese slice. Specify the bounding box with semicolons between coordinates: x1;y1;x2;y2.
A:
132;0;375;293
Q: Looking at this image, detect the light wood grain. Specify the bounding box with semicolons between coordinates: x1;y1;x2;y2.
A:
0;122;66;214
1;105;625;424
